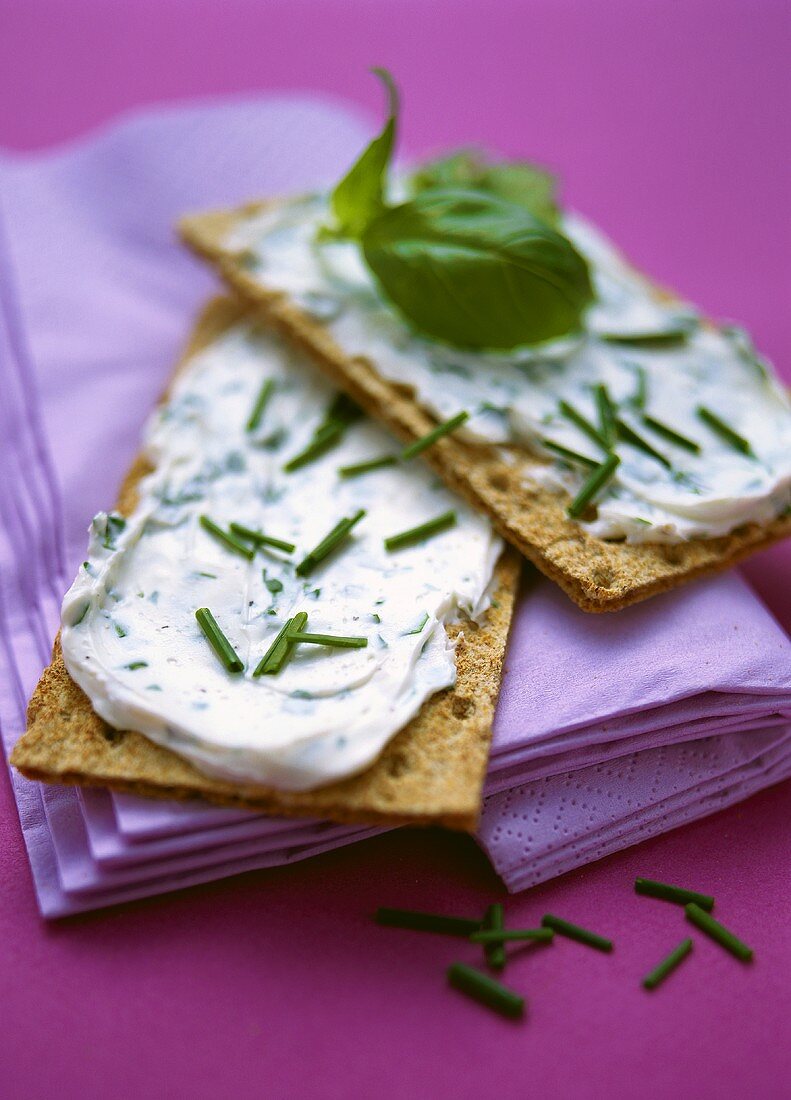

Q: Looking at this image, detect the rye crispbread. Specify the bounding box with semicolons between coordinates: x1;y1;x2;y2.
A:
178;203;791;612
10;297;520;832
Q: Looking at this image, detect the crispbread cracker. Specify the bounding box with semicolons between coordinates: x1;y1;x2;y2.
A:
11;297;520;833
179;204;791;612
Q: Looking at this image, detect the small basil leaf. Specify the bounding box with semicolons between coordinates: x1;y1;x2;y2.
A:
361;188;594;349
329;68;399;238
411;149;559;226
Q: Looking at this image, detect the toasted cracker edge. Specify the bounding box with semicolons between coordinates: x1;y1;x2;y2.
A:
10;297;520;833
177;204;791;612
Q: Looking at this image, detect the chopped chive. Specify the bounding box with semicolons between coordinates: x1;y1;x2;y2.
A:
284;631;368;649
338;454;398;478
124;661;148;670
615;417;672;469
199;515;255;560
594;383;617;447
245;378;275;433
283;421;344;471
447;964;525;1020
283;394;362;472
541;914;613;952
326;392;363;426
684;903;753;962
641;415;701;454
375;907;482;937
696;406;755;457
601;326;692;347
541;439;598;470
295;510;366;577
482;904;506;971
195;607;244;673
403;611;429;636
384;510;457;552
566;454;620;519
253;611;308;676
401;410;470;460
630;365;648;409
558;399;610;451
70;602;89;629
113;623;127;638
229;522;295;554
642;938;693;990
635;877;714;911
471;928;554;945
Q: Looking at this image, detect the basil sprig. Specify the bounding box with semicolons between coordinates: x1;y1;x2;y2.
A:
410;149;560;226
330;67;398;239
324;70;594;350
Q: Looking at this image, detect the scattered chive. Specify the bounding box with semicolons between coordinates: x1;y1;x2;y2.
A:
541;439;598;470
630;365;648;409
401;410;470;460
541;914;613;952
338;454;398;478
600;327;691;347
482;904;506;971
594;383;617;448
375;907;482;937
403;611;429;636
283;421;345;471
471;928;554;945
195;607;244;673
245;378;275;433
229;522;295;554
615;418;672;469
199;515;254;561
384;510;457;552
447;964;525;1020
684;903;754;962
566;453;620;519
641;415;701;454
284;631;368;649
696;406;755;457
283;394;362;472
295;510;366;577
635;877;714;911
113;623;127;638
124;661;148;670
642;938;693;990
253;611;308;676
72;602;90;629
558;399;610;451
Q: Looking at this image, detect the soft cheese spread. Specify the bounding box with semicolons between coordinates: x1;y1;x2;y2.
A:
226;195;791;544
61;323;502;790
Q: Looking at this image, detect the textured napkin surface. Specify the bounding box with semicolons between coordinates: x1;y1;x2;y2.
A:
1;95;790;917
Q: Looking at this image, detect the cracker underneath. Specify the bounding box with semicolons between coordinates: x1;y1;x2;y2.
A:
178;204;791;612
10;298;520;832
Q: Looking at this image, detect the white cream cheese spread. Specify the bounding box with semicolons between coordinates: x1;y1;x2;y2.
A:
226;195;791;544
61;323;502;790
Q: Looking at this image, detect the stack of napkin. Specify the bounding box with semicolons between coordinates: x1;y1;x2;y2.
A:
1;97;789;917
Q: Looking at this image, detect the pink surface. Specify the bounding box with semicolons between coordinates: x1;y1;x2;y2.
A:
1;1;790;1096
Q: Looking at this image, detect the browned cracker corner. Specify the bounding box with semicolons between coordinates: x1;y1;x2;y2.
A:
178;203;791;613
10;297;521;833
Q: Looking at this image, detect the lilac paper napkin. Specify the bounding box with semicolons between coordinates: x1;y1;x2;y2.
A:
1;95;790;917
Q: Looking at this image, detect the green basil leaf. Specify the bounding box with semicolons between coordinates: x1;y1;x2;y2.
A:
411;149;559;226
329;68;399;238
361;188;594;349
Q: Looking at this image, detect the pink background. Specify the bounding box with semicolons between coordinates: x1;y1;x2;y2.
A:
1;2;789;1097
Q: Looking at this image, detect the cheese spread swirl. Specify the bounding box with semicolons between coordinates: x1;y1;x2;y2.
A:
61;324;502;790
